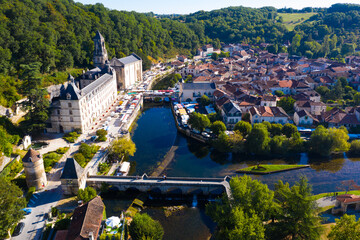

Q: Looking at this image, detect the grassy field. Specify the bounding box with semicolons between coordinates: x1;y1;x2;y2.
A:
278;13;317;30
313;190;360;200
236;164;308;173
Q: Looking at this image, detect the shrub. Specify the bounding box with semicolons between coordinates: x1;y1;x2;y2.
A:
96;129;107;142
74;153;86;167
63;131;80;143
56;147;69;154
349;140;360;156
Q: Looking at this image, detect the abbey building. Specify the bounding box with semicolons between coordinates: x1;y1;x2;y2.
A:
47;31;141;133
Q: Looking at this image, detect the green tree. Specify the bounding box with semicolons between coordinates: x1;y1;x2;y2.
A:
228;131;244;153
354;92;360;105
282;123;298;138
328;214;360;240
0;178;26;239
129;213;164;240
269;123;283;136
188;112;210;132
96;129;107;142
200;95;211;106
206;175;273;239
234;121;252;137
269;135;287;155
109;137;136;160
212;132;231;153
277;96;295;114
210;121;226;136
316;86;330;100
211;52;219;60
20;62;43;94
270;177;322;240
245;124;270;155
208;112;221;123
349;140;360;156
274;90;284;97
21;88;50;134
77;187;97;203
309;126;350;156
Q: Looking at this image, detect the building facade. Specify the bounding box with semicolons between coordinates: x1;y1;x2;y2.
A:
47;70;117;133
110;53;143;89
47;31;117;133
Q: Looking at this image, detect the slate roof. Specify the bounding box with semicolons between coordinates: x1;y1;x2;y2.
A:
222;101;242;115
60;81;82;100
23;149;41;163
60;158;84;180
118;53;141;65
81;73;113;96
182;82;216;90
66;196;104;240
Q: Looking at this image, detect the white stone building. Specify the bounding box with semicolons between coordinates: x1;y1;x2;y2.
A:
47;71;116;133
47;31;118;133
180;82;216;102
110;53;142;89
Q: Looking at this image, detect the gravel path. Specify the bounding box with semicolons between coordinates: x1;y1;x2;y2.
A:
317;196;337;208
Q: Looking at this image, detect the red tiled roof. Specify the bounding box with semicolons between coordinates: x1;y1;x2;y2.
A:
337;194;360;203
66;196;104;240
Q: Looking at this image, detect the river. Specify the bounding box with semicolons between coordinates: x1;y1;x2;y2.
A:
130;106;360;194
108;106;360;239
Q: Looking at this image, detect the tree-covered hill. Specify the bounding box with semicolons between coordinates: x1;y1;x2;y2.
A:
0;0;201;76
1;1;360;109
180;6;288;44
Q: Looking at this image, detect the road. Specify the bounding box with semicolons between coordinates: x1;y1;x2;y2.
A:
11;185;63;240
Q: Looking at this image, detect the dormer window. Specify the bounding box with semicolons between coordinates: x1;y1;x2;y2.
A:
66;93;71;100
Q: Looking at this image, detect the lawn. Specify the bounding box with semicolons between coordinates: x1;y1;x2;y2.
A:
43;147;69;172
236;164;308;174
313;190;360;200
278;13;317;30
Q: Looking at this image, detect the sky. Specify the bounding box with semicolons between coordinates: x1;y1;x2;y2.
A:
76;0;360;14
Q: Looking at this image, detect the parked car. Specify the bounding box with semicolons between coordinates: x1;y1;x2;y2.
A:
202;132;210;138
12;222;25;236
22;208;32;215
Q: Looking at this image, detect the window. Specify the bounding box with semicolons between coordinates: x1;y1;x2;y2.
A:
70;117;73;122
69;110;73;115
68;102;72;108
57;110;60;115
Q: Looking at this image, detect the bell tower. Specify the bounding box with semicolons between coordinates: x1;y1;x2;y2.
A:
93;30;108;68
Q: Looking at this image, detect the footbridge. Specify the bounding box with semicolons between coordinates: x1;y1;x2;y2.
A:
86;175;232;199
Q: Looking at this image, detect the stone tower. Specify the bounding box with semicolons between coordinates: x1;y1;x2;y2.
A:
22;148;47;190
93;30;108;68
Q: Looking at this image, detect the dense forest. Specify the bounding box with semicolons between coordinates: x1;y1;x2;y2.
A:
1;1;360;108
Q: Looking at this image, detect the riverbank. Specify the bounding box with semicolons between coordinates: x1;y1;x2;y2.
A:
236;164;310;175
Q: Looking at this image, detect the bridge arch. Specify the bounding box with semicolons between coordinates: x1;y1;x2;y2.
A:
209;187;225;195
186;188;204;195
125;187;141;194
147;187;162;195
165;187;183;195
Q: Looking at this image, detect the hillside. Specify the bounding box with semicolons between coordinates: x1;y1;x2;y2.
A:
278;12;317;30
1;2;360;109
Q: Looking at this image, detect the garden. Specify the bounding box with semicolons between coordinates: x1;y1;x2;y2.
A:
43;147;69;173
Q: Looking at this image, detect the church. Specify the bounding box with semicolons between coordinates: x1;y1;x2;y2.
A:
47;31;141;133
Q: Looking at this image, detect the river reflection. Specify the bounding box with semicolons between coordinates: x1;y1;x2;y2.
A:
130;106;360;194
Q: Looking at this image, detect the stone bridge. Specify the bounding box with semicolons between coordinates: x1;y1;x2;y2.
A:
86;175;232;199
